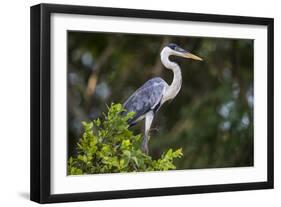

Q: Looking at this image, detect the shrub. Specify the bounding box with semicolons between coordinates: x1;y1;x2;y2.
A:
68;103;183;175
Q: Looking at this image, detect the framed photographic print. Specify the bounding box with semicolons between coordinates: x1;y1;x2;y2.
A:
30;3;274;203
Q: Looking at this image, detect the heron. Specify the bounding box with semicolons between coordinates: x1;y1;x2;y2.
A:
123;43;203;154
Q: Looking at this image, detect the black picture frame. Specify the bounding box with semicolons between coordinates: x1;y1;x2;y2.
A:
30;3;274;204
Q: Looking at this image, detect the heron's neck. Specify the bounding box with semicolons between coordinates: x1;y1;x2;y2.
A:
161;51;182;102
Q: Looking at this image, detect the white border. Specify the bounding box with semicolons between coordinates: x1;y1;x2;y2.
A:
51;13;268;194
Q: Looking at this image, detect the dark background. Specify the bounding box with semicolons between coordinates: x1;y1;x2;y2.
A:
67;31;253;170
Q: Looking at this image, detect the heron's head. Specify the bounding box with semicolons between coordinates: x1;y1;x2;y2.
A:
163;43;203;61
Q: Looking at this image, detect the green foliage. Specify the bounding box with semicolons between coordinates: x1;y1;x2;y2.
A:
68;103;183;175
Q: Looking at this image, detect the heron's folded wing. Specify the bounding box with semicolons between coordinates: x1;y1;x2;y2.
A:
123;78;166;125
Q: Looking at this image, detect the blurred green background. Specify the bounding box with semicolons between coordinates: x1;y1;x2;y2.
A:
67;31;253;170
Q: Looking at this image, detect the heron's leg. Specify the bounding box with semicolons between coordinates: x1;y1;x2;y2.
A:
141;111;154;154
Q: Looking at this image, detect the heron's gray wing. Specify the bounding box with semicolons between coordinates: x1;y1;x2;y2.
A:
123;77;166;126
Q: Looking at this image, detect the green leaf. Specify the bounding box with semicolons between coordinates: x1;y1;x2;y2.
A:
131;156;139;167
94;118;101;127
123;150;131;158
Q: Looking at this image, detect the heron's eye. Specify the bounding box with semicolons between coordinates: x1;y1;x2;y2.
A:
167;43;178;50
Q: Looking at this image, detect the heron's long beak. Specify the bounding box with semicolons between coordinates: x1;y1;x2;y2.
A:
182;52;203;61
